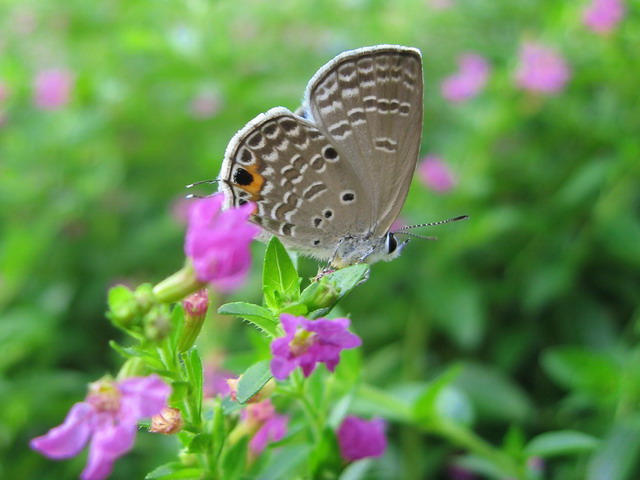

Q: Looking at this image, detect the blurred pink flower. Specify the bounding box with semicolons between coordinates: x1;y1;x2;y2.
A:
190;90;223;119
30;375;170;480
418;155;456;193
441;54;490;103
241;400;288;456
583;0;625;34
337;416;387;462
203;357;234;398
427;0;455;9
184;194;260;292
33;69;74;110
514;42;570;94
270;314;362;380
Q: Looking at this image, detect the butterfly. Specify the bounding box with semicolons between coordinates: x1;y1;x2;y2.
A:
218;45;465;268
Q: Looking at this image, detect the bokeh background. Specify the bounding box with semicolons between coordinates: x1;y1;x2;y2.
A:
1;0;639;478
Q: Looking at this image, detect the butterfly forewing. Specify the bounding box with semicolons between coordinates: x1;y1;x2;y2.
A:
304;46;423;235
219;107;372;260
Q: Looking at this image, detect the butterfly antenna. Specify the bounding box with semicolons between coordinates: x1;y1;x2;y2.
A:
394;231;438;241
186;179;219;189
396;215;469;231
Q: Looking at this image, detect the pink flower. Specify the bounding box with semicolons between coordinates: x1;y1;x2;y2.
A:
30;375;171;480
583;0;625;34
441;54;490;103
514;42;570;94
418;155;456;193
241;400;288;456
184;194;260;292
427;0;454;9
33;69;74;110
203;355;234;398
270;314;362;380
337;416;387;462
190;90;223;119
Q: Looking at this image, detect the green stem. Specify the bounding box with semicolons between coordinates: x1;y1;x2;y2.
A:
430;418;526;479
291;373;322;442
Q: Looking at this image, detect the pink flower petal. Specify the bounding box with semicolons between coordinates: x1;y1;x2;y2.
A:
249;415;288;455
338;416;387;462
418;155;456;193
118;374;171;419
30;402;94;459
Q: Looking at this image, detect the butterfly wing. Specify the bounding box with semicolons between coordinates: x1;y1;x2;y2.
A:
303;45;423;236
219;107;373;260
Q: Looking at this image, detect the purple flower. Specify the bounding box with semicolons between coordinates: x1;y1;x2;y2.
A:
30;375;171;480
203;355;234;398
241;400;288;456
270;314;362;380
418;155;456;193
441;54;490;103
33;69;74;110
514;42;570;94
583;0;625;34
184;194;260;292
337;416;387;462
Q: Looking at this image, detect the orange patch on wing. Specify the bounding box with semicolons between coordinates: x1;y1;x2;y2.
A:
236;163;265;200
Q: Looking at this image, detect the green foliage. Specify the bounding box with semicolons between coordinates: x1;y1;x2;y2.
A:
2;0;640;479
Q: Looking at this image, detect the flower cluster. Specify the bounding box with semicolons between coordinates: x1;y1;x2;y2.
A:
184;194;260;292
441;53;490;103
270;314;362;380
31;375;170;480
583;0;625;34
514;42;570;94
418;154;456;193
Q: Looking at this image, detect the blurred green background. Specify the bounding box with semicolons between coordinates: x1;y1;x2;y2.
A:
1;0;639;478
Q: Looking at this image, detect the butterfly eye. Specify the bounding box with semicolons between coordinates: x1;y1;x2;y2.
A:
385;233;398;255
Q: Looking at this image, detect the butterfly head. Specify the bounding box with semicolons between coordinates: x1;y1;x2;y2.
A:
331;231;410;268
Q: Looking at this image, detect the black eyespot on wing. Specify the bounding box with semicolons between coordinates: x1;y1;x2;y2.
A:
323;146;338;159
233;168;254;186
342;192;355;202
323;209;333;219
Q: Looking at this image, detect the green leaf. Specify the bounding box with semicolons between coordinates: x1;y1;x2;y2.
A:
263;236;300;310
187;433;212;454
183;348;203;420
587;418;640;480
525;430;599;458
258;444;311;479
218;302;279;337
414;364;462;422
309;264;370;318
454;362;533;423
145;462;204;479
237;360;272;404
541;346;621;394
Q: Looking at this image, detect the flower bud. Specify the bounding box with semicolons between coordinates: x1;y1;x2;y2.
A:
152;261;206;304
107;285;138;328
177;289;209;353
227;377;276;404
149;406;183;434
299;277;340;312
144;307;172;342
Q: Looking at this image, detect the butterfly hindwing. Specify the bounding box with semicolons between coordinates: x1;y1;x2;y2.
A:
219;107;373;260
